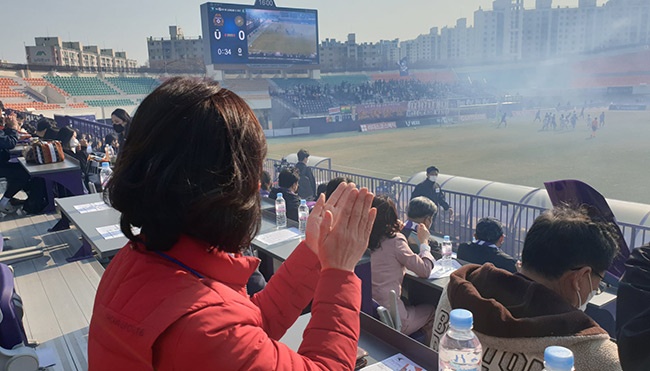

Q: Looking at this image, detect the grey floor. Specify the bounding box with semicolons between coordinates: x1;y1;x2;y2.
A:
1;210;104;371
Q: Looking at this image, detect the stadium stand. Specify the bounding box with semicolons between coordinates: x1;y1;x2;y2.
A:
370;70;457;83
574;49;650;75
0;78;18;87
270;76;492;115
105;77;160;95
220;78;270;93
321;74;369;86
68;102;90;109
3;102;61;110
271;78;321;90
570;50;650;89
43;76;118;96
23;78;70;96
84;98;136;107
0;87;26;99
0;78;26;98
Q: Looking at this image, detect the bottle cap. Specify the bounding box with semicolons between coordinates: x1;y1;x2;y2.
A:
544;346;574;370
300;199;306;205
277;193;283;198
449;308;473;331
443;235;451;242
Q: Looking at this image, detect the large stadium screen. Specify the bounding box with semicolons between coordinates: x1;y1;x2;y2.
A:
200;2;319;65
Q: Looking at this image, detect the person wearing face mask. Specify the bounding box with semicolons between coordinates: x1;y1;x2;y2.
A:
110;108;131;149
431;205;622;371
410;166;452;227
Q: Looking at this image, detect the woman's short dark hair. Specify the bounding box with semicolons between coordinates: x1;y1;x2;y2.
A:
56;126;75;150
107;77;267;253
111;108;132;125
261;170;271;191
521;204;619;279
368;195;401;252
278;168;299;188
105;133;117;146
326;177;352;200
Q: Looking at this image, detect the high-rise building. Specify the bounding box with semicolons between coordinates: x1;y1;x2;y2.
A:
400;27;441;67
147;26;205;73
319;34;400;72
25;37;136;72
330;0;650;71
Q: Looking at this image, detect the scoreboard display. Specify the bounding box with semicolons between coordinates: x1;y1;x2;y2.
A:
200;2;319;65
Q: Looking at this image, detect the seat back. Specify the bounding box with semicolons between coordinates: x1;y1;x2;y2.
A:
354;258;373;316
388;289;402;332
0;263;28;349
376;306;395;329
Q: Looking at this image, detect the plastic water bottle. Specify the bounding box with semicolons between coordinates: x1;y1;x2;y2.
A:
543;346;574;371
275;193;287;229
99;162;113;189
441;235;453;268
298;199;309;237
439;309;482;371
104;145;115;162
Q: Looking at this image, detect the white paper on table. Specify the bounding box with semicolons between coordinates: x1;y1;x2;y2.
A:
96;224;125;240
428;259;462;279
254;228;301;246
74;201;110;214
360;353;426;371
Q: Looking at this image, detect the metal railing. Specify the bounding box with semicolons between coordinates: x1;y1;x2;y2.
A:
53;115;114;142
264;158;650;259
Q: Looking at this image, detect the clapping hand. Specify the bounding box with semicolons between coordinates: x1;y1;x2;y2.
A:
304;183;376;272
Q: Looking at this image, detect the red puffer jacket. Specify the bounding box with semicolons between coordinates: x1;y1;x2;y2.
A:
88;235;361;370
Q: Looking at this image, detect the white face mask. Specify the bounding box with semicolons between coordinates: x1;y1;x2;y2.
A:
577;274;597;312
428;175;438;183
70;137;79;148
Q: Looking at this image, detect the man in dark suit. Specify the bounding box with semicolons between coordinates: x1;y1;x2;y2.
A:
295;148;316;200
411;166;452;220
457;217;518;273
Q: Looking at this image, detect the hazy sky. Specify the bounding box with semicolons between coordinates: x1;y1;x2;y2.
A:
0;0;607;65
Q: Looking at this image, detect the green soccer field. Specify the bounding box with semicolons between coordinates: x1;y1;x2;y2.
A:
249;23;316;56
267;110;650;204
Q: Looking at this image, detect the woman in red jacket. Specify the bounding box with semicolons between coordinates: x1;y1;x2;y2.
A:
88;77;377;370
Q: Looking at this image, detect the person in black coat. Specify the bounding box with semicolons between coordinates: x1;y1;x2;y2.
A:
111;108;131;150
411;166;452;219
457;217;518;273
617;243;650;371
295;148;316;201
268;168;301;221
34;117;59;140
0;114;30;213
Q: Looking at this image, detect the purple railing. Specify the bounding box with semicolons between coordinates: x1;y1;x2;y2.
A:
264;158;650;261
54;115;114;142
